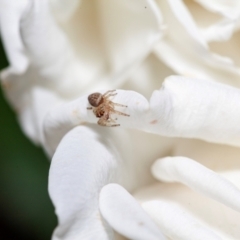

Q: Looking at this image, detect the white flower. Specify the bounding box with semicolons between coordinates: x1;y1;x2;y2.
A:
1;0;240;239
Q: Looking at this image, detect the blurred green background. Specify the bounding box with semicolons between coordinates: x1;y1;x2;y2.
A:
0;38;57;239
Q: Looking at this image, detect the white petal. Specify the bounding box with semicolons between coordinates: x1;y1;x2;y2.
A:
44;76;240;154
42;88;176;192
183;0;236;42
171;138;240;172
0;0;30;74
1;0;98;99
201;19;235;42
19;0;90;93
57;0;164;89
1;0;165;143
31;87;65;144
147;76;240;146
50;0;82;22
1;0;83;93
53;0;110;86
154;0;240;87
19;87;63;145
166;0;207;47
99;184;166;240
195;0;240;19
152;157;240;212
97;0;163;86
42;89;148;155
49;126;119;240
135;181;240;239
124;53;175;99
154;38;240;88
0;0;90;142
209;31;240;68
142;200;222;240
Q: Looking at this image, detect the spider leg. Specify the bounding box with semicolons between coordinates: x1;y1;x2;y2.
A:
103;90;116;97
87;107;93;110
112;102;128;107
104;93;118;99
110;108;130;117
98;117;120;127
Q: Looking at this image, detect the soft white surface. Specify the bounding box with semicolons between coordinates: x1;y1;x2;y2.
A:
195;0;240;19
154;0;240;88
1;1;240;240
0;0;163;144
0;0;30;74
135;177;240;240
50;0;82;21
152;156;240;212
142;200;222;240
49;126;118;239
97;0;163;87
42;89;148;156
43;76;240;157
148;76;240;145
99;184;166;240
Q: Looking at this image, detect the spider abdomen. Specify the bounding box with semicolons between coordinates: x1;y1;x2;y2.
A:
88;93;103;107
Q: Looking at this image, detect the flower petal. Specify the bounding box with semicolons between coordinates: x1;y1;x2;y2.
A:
49;126;119;239
42;89;148;155
135;181;240;239
0;0;30;74
124;53;175;99
184;1;236;42
154;0;240;87
96;0;164;86
19;0;90;93
50;0;82;22
99;183;166;240
142;200;222;240
147;76;240;146
201;19;235;42
44;75;240;155
165;0;207;47
209;31;240;69
171;138;240;172
0;0;92;142
0;0;165;144
55;0;164;89
195;0;240;19
1;0;83;92
152;156;240;213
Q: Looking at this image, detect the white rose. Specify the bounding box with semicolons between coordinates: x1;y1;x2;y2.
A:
1;0;240;239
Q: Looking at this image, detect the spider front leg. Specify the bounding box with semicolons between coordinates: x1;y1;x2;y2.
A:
103;90;116;97
87;107;93;110
105;93;118;99
103;90;118;99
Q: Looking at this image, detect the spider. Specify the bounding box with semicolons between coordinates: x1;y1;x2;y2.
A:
87;90;130;127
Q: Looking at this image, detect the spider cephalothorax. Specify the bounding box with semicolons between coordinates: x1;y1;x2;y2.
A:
87;90;129;127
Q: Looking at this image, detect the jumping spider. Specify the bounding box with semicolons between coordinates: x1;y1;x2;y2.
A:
87;90;130;127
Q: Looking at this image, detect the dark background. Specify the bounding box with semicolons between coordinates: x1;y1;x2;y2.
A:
0;38;57;239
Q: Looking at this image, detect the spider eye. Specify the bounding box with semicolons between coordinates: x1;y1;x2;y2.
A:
88;93;102;107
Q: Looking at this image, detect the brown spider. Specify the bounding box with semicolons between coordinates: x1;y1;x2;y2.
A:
87;90;130;127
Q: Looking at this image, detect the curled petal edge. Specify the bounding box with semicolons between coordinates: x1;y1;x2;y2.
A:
99;183;166;240
152;156;240;213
